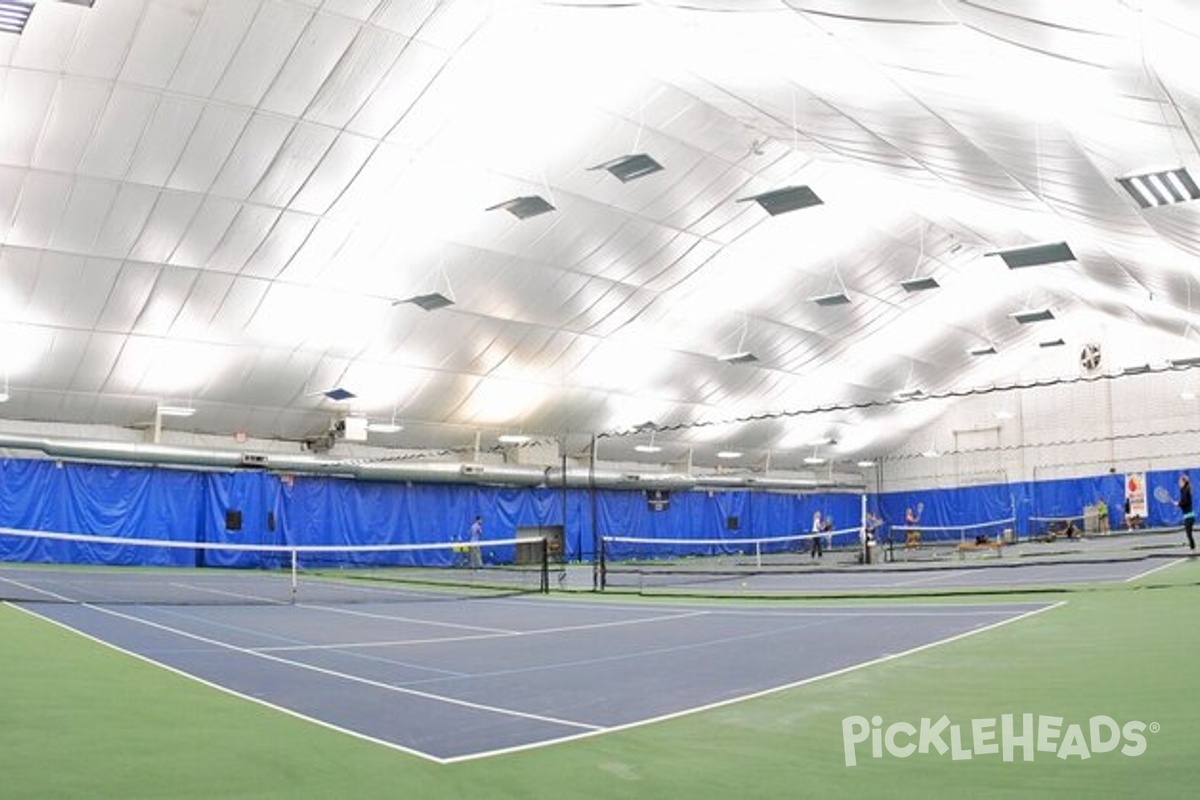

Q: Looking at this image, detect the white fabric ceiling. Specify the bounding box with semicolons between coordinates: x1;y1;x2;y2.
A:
2;0;1199;466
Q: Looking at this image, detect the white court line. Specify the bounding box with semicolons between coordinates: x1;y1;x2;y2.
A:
167;582;291;605
5;601;451;764
884;571;962;587
708;607;1040;619
7;596;1065;765
442;600;1068;764
1123;558;1187;582
16;603;602;744
0;574;76;602
254;609;710;653
293;602;520;635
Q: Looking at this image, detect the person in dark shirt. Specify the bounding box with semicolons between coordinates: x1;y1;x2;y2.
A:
1179;474;1195;551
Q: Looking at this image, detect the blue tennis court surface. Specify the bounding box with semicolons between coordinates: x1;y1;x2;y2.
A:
15;593;1055;762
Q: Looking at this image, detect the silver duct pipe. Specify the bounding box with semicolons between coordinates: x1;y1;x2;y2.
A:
0;433;863;492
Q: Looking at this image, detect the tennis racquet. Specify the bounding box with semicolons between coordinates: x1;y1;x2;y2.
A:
1153;486;1173;504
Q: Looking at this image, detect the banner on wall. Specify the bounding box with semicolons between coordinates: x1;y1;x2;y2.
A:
1125;472;1147;518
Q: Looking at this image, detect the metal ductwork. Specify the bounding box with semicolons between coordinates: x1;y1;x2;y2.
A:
0;433;864;492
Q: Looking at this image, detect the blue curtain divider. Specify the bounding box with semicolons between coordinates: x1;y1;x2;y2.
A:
0;456;1190;568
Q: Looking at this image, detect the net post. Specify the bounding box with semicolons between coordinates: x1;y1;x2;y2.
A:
290;548;298;604
860;493;868;565
540;536;550;594
755;541;762;568
598;536;607;591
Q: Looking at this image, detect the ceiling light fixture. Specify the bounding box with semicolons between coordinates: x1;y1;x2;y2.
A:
498;433;532;445
900;223;939;293
1168;355;1200;369
810;263;852;307
717;317;758;364
1117;168;1200;208
809;291;851;307
1039;338;1065;348
589;153;663;183
1010;308;1055;324
736;185;823;216
716;351;758;364
856;460;876;468
969;345;997;356
634;430;662;453
486;195;556;219
157;404;196;418
803;445;826;465
397;292;454;312
989;242;1076;269
368;407;403;434
900;276;940;292
717;450;742;459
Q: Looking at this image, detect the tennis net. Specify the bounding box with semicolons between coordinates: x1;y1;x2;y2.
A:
885;517;1015;562
599;527;866;590
0;527;552;605
1027;515;1088;542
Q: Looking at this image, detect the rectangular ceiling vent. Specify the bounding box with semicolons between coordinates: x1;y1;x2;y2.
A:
738;185;823;216
589;153;663;183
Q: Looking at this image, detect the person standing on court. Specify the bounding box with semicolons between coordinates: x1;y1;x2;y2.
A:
468;515;484;569
1096;497;1110;533
806;513;825;556
904;506;921;548
1178;474;1195;551
809;511;823;558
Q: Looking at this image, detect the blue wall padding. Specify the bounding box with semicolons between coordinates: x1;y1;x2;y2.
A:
1;456;1191;567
